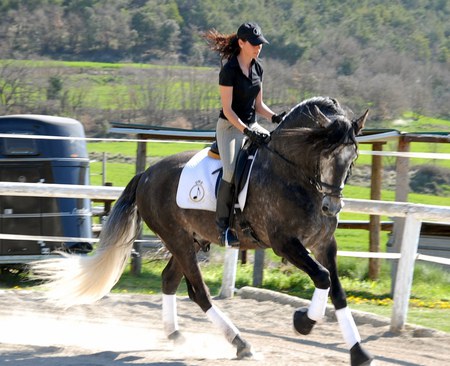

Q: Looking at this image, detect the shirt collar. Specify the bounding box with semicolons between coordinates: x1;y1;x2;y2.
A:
227;54;256;69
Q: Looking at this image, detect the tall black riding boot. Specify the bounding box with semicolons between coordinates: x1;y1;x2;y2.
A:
216;179;240;247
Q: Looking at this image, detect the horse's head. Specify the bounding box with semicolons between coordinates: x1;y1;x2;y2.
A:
271;97;368;217
312;105;368;216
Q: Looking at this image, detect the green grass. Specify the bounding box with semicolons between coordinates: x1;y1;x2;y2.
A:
88;141;207;157
88;141;207;186
90;162;135;186
87;140;450;188
3;59;220;111
76;80;219;110
400;113;450;132
3;59;213;71
352;113;450;169
3;58;450;131
355;141;450;168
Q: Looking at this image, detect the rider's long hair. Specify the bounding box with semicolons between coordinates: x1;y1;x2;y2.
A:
203;29;240;63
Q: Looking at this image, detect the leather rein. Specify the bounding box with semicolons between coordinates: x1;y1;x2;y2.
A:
260;140;355;199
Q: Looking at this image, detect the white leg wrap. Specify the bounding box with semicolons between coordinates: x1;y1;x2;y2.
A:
336;307;361;348
206;304;239;343
162;294;179;336
307;287;330;321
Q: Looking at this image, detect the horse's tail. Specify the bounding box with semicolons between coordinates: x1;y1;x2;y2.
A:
31;173;143;307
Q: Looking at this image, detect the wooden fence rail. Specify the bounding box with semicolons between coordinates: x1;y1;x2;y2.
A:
0;181;449;332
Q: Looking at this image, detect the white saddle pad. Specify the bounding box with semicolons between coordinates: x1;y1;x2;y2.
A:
176;148;255;212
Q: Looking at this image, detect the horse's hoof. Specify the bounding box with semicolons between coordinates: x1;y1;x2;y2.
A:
293;307;316;335
232;334;253;359
350;342;374;366
168;330;186;345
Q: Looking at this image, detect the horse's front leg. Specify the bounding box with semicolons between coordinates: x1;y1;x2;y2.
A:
315;236;374;366
273;238;331;335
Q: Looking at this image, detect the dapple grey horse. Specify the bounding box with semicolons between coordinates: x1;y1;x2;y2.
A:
32;97;372;365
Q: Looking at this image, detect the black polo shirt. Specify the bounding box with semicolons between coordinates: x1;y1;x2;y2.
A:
219;55;263;125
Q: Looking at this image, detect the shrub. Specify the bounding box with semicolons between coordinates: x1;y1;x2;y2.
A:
410;165;450;195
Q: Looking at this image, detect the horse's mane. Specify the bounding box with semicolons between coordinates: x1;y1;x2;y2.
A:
269;97;358;186
275;118;357;164
273;96;357;156
281;96;347;129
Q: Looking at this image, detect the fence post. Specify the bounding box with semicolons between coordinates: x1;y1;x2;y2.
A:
390;214;422;332
219;248;239;298
391;137;411;293
131;137;147;275
369;142;384;280
253;249;265;287
102;152;107;186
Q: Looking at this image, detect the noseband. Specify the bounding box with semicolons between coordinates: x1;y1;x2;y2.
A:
317;180;344;198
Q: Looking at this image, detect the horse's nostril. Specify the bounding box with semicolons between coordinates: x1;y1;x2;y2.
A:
322;205;329;212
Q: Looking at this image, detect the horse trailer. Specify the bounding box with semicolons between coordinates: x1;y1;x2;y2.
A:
0;115;93;267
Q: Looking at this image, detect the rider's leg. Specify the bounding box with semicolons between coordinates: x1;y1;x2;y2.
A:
216;179;239;246
215;118;245;247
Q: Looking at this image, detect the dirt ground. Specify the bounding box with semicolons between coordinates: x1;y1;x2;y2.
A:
0;287;448;366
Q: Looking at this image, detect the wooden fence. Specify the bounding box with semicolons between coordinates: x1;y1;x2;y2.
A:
0;181;449;332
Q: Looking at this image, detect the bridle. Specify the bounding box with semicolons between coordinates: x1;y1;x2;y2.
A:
261;137;356;199
316;141;356;199
318;180;344;199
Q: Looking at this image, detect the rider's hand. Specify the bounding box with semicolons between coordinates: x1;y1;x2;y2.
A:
271;111;287;124
243;128;271;146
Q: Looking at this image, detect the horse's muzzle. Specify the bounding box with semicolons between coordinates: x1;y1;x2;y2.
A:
321;195;343;217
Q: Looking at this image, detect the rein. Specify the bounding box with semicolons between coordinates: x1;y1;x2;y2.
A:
261;140;350;199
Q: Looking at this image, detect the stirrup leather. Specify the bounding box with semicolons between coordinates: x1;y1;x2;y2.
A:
220;227;240;247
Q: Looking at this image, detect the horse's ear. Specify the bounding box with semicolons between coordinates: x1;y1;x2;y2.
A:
353;109;369;135
313;105;332;128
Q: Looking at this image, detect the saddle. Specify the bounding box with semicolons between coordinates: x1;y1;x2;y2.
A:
208;140;256;194
209;139;262;245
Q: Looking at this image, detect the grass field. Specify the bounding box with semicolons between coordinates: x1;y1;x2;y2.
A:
5;59;450;131
4;59;221;111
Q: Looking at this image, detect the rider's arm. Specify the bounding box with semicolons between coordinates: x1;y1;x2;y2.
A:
220;85;247;133
255;86;276;121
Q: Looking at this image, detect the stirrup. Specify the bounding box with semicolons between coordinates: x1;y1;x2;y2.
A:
219;228;240;247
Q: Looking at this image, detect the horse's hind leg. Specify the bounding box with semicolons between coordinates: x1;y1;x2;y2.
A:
162;235;253;359
315;237;374;366
161;256;185;343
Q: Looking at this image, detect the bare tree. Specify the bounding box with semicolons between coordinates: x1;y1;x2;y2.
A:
0;61;33;114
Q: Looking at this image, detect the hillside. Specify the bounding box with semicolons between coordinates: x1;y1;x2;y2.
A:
1;1;448;66
0;0;448;127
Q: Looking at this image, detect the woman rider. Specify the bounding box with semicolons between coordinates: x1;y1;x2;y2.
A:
205;22;285;246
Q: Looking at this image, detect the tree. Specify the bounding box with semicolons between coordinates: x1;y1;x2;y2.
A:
0;61;33;113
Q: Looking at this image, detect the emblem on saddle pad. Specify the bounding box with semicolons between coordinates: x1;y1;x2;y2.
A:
189;180;205;202
176;147;256;212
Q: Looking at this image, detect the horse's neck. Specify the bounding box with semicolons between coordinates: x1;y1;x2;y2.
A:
262;137;317;191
